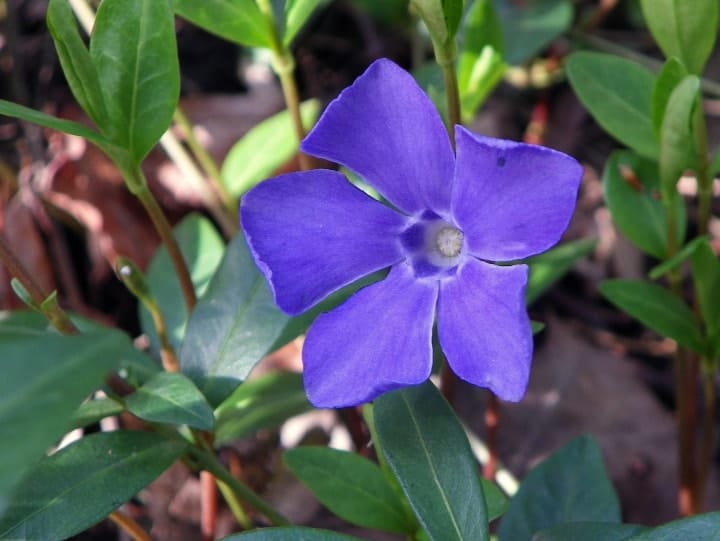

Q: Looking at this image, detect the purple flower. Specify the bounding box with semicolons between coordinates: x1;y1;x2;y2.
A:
241;59;582;408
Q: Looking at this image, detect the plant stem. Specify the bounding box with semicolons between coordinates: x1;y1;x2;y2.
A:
0;235;78;334
665;198;699;515
433;40;461;148
693;100;712;237
216;477;252;529
130;170;197;311
482;393;500;480
697;364;716;506
172;108;234;213
256;0;311;170
187;445;291;526
146;299;180;372
108;510;151;541
200;470;218;541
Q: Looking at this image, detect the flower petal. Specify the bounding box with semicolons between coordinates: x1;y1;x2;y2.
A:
303;263;438;407
302;58;455;216
452;126;583;261
241;170;408;315
438;259;531;401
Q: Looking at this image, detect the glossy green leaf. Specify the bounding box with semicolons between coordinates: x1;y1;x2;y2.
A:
458;0;505;118
221;100;320;199
90;0;179;163
140;213;225;353
0;99;109;148
71;398;125;430
285;447;414;534
374;381;488;541
498;436;620;541
215;371;312;445
0;431;186;539
639;0;718;74
0;330;126;515
659;75;699;197
481;479;508;522
566;52;657;160
284;0;331;46
533;522;647;541
691;239;720;338
630;512;720;540
492;0;572;65
526;238;596;304
600;279;704;352
0;310;48;332
126;372;215;429
174;0;272;48
221;528;364;540
651;57;687;138
46;0;108;130
603;150;686;259
181;233;289;405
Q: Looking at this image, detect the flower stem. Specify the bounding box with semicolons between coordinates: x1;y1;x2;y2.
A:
187;445;291;526
172;108;234;213
129;169;197;312
433;40;461;149
697;362;716;506
256;0;311;171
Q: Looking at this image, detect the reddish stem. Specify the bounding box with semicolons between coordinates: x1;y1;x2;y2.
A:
482;393;500;480
200;471;218;541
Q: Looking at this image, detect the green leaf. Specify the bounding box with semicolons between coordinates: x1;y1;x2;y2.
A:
659;75;699;197
214;371;312;445
285;447;414;534
0;99;110;148
125;372;215;429
602;150;686;259
710;146;720;177
492;0;572;65
533;522;647;541
71;398;125;430
284;0;331;46
0;431;186;539
0;329;126;515
140;213;225;353
630;512;720;540
374;381;488;541
526;238;596;304
221;528;365;541
458;0;505;118
181;234;289;405
481;478;508;522
566;52;657;160
498;436;620;541
221;100;320;199
90;0;179;163
691;239;720;338
46;0;108;130
599;279;704;352
174;0;271;48
648;236;706;280
651;57;688;138
639;0;718;74
0;309;48;332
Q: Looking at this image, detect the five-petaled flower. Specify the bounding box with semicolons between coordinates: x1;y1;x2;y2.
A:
241;59;582;408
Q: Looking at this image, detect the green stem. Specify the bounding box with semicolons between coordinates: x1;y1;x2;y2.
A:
187;445;291;526
692;101;712;237
697;362;716;505
128;169;197;311
216;477;252;529
172;108;234;213
433;39;461;149
256;0;311;170
0;235;78;334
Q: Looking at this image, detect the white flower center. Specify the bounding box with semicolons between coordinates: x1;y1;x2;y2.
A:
435;227;464;258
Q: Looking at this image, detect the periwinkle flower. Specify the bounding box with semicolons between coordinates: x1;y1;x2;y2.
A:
241;59;582;408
